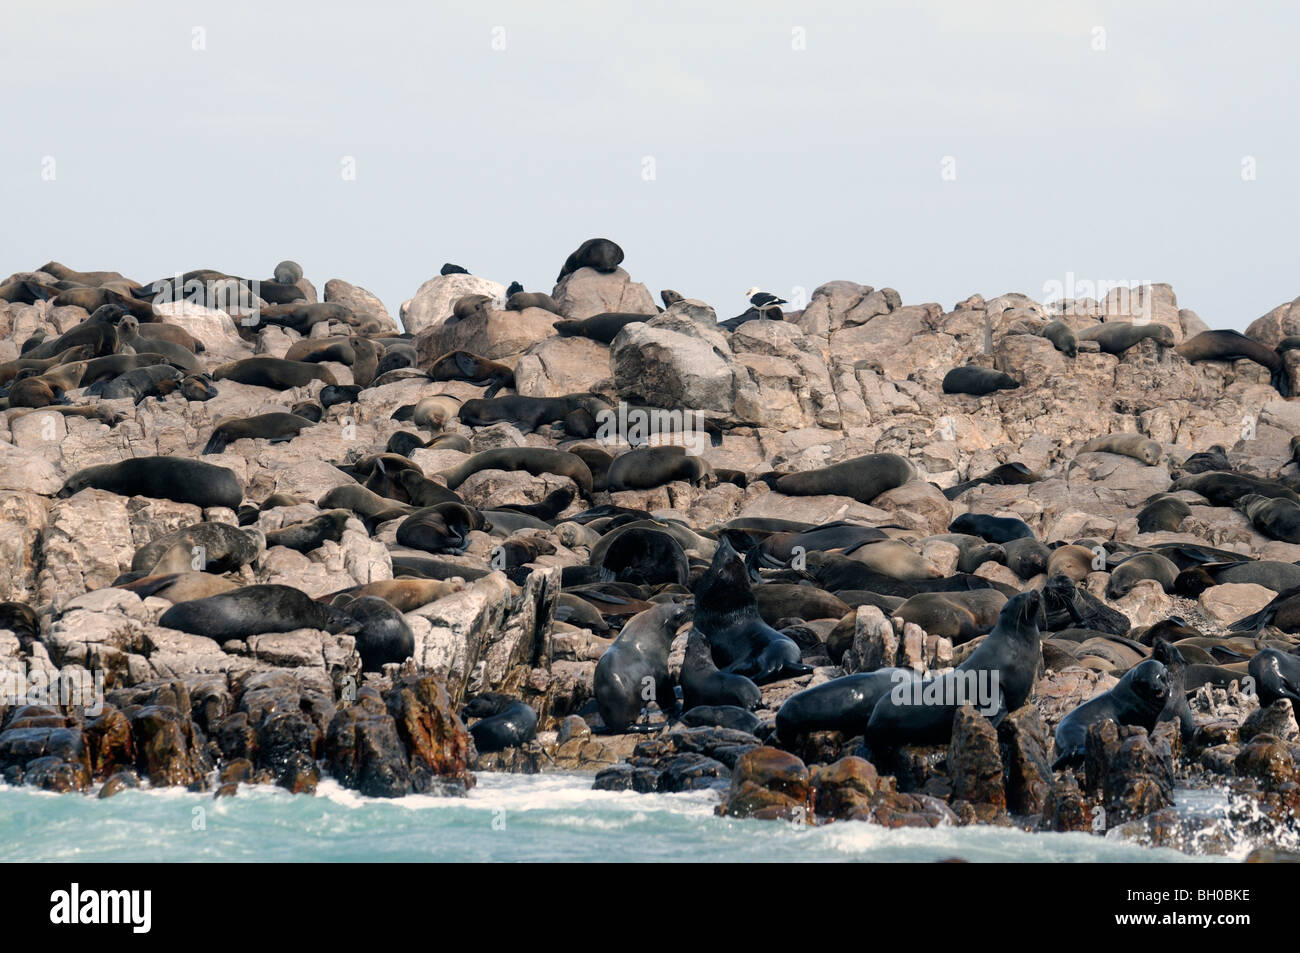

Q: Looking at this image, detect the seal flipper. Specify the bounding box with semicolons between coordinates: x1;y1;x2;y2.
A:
202;430;228;455
1272;365;1291;399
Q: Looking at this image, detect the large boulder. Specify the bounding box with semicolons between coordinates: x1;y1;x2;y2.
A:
552;267;655;320
401;274;506;335
415;308;557;364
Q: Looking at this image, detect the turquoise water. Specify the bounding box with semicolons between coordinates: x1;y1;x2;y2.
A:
0;776;1242;862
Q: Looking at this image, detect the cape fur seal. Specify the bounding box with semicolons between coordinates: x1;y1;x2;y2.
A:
1176;329;1288;397
427;350;515;397
593;602;690;732
866;590;1044;747
556;238;624;282
553;312;650;344
132;522;262;575
605;446;713;490
265;510;352;553
1042;321;1078;357
1236;493;1300;544
438;448;594;494
274;260;304;285
325;578;463;612
942;365;1021;396
595;527;690;586
1077;321;1176;355
461;694;539;751
158;584;360;641
202;413;316;455
1077;433;1162;465
947;512;1035;543
344;595;416;672
1171;471;1299;506
396;503;480;554
505;292;561;315
212;357;337;389
942;462;1040;500
679;706;761;733
1248;648;1300;707
775;668;919;745
457;394;608;433
1137;494;1191;533
1051;658;1170;768
773;453;915;505
60;456;243;509
693;538;813;684
680;629;761;712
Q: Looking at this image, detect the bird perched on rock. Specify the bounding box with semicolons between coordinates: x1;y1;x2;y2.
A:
745;287;787;317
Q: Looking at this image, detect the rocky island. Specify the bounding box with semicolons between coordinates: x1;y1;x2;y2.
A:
1;243;1299;860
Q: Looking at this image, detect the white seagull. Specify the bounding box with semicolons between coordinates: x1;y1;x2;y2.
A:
744;287;788;316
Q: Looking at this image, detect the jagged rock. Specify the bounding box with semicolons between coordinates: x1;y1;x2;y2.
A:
1102;726;1175;825
810;756;880;820
1234;733;1296;790
948;705;1007;821
324;689;413;798
715;747;811;821
385;674;473;793
998;704;1054;817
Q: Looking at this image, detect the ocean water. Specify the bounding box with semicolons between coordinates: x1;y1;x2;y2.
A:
0;776;1248;862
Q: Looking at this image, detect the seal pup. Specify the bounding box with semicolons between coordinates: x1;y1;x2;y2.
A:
947;512;1035;543
679;706;761;733
131;522;263;575
265;510;352;553
680;629;761;711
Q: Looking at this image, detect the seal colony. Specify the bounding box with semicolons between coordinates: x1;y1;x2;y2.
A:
0;245;1299;857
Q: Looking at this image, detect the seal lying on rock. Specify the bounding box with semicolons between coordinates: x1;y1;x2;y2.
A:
462;693;539;752
158;584;361;642
60;456;243;509
776;668;919;746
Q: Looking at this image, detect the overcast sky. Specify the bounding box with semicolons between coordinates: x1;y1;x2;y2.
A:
2;1;1295;329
